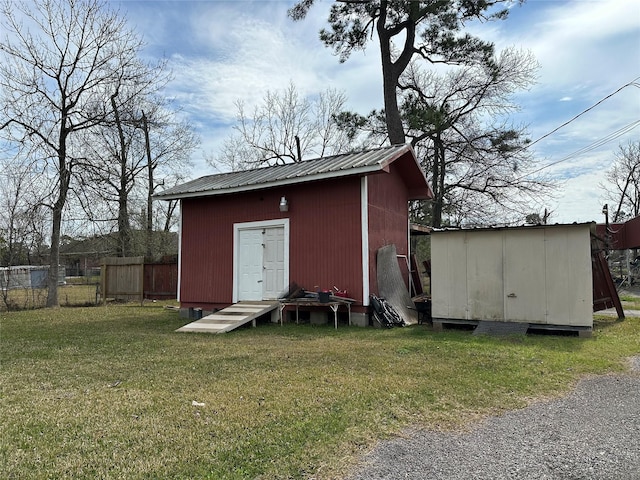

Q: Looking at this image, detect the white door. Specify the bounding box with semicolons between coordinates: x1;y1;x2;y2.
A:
263;227;285;299
238;229;264;301
237;226;286;301
503;229;546;322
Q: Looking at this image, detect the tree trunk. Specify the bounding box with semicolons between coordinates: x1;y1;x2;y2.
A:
141;111;154;259
112;94;131;257
117;181;131;257
431;142;442;228
381;68;405;145
46;202;63;307
164;200;177;232
46;137;70;307
430;135;446;228
437;141;446;225
377;0;405;145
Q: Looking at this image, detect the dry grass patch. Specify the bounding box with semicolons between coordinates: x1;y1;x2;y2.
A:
1;304;639;479
1;284;99;310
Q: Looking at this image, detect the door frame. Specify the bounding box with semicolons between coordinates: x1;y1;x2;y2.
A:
232;218;290;303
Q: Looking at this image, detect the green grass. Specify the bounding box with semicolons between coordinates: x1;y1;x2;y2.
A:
1;305;639;479
620;294;640;309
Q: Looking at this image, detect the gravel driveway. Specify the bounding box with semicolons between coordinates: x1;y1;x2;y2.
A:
347;357;640;480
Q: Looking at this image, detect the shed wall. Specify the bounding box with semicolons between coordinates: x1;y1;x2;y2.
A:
179;176;364;309
432;224;593;327
367;165;411;295
289;178;363;298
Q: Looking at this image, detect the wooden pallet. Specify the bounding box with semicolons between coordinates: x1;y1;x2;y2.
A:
432;318;592;337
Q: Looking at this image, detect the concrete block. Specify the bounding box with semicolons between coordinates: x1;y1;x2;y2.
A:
310;311;329;325
350;312;368;327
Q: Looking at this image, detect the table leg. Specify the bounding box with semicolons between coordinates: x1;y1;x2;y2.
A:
330;304;339;329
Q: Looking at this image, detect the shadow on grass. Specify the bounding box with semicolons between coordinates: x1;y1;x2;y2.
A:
593;315;626;331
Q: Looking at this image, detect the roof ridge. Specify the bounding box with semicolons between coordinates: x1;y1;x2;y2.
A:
154;144;419;200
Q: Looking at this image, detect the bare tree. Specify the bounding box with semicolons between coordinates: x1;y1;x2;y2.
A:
289;0;518;145
0;0;159;306
0;155;38;267
213;83;350;170
138;103;198;256
602;141;640;222
79;93;197;258
406;48;555;226
0;150;50;309
80;91;146;257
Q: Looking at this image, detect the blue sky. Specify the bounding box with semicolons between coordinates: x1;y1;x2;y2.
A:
116;0;640;224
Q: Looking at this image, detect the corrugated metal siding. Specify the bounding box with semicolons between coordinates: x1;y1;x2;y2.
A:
180;189;288;305
289;177;363;301
179;177;365;306
595;216;640;250
367;165;411;296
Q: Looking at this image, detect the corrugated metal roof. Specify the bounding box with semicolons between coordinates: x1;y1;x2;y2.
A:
155;144;417;200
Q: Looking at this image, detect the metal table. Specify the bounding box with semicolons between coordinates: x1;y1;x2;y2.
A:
279;297;355;329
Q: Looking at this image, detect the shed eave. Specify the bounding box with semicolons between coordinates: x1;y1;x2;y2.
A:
153;164;384;201
407;188;433;201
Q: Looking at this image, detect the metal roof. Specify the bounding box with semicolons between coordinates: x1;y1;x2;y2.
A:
154;144;424;200
431;222;596;234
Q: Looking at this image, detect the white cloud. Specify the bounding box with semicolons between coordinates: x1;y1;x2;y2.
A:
550;169;609;224
119;0;638;223
152;1;383;161
495;0;638;87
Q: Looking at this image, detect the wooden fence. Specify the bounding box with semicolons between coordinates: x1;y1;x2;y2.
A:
144;261;179;300
101;257;145;304
101;257;178;303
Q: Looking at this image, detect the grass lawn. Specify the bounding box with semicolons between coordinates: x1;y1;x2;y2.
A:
1;304;639;479
620;293;640;310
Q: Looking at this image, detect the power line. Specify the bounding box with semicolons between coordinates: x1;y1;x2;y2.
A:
517;120;640;180
526;77;640;151
514;77;640;179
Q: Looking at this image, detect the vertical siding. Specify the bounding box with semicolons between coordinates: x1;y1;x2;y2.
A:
432;225;593;327
180;176;364;307
366;165;412;296
467;230;503;320
143;262;178;299
544;226;593;325
431;231;468;319
289;177;363;301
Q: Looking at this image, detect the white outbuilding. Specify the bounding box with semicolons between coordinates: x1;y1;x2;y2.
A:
430;223;594;335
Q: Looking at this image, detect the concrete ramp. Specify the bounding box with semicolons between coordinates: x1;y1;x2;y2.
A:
176;301;279;334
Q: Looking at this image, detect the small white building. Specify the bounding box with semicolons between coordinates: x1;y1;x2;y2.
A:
0;265;66;290
431;223;594;332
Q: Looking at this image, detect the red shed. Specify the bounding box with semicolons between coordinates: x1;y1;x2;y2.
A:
154;144;433;326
